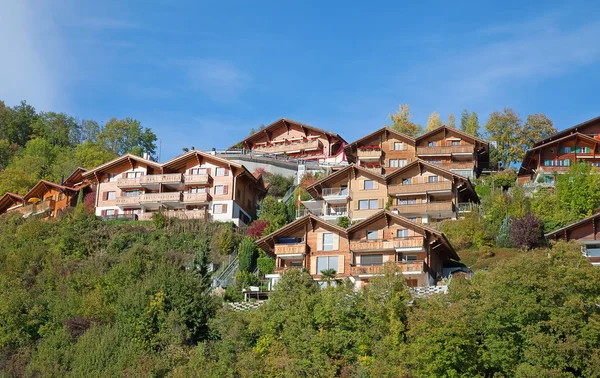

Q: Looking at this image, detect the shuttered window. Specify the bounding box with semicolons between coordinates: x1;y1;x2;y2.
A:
361;254;383;266
316;256;339;274
322;233;334;251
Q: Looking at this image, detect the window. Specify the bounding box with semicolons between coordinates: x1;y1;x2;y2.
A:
408;217;418;223
402;178;412;185
397;229;409;238
367;230;378;240
106;173;118;182
213;204;227;214
394;142;404;150
428;141;438;147
124;190;140;197
214;185;225;195
126;171;142;178
358;199;379;210
364;180;375;190
451;140;461;146
106;209;116;216
397;198;416;205
389;159;399;168
290;261;303;267
428;176;439;183
399;159;408;167
190;168;207;175
361;254;383;266
340;185;348;195
190;187;206;194
403;255;418;261
322;233;334;251
107;191;116;200
58;193;65;201
215;167;227;176
316;256;338;274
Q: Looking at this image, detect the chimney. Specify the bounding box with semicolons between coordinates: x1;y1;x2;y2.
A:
143;152;150;160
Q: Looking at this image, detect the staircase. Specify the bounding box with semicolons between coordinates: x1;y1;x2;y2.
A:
212;250;239;288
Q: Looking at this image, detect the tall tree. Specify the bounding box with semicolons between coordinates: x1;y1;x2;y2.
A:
6;101;37;146
447;113;456;129
385;104;422;137
520;113;556;155
484;108;522;167
555;162;600;219
464;112;480;137
97;118;157;157
460;109;470;131
425;111;443;133
31;112;80;147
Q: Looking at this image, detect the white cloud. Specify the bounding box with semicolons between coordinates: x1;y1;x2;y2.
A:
184;59;249;101
0;0;67;110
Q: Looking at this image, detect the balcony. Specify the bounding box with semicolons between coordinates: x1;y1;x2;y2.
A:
393;237;424;250
350;239;395;251
137;209;209;221
388;181;452;195
116;196;140;207
323;206;348;219
139;192;182;204
140;173;183;186
19;199;56;217
274;243;307;255
254;139;323;155
182;192;212;203
359;165;383;174
391;202;453;214
417;145;475;156
322;187;350;203
457;202;478;213
431;162;474;170
357;147;382;160
349;261;426;276
184;174;212;185
117;177;142;188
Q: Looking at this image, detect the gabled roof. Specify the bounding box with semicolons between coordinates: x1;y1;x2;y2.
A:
256;214;347;255
415;125;488;146
162;150;244;171
306;164;386;199
22;180;78;202
545;212;600;239
231;118;346;148
82;154;161;178
347;210;459;260
344;127;416;149
0;192;24;213
63;167;88;187
534;115;600;147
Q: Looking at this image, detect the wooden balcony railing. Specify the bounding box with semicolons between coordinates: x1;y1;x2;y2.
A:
140;173;183;185
182;192;211;203
137;210;209;221
184;174;212;185
432;162;474;170
417;145;475;155
391;202;453;214
357;149;382;159
139;192;182;203
393;237;424;249
322;188;350;197
19;199;56;215
274;243;306;255
116;196;140;206
388;181;452;195
349;240;395;251
254;140;322;154
117;177;142;187
349;261;426;275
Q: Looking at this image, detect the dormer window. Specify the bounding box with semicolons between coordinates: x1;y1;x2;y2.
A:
428;141;438;147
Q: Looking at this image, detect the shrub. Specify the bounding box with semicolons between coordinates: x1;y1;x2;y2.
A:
510;213;543;250
337;216;351;229
496;215;513;248
247;220;270;238
479;246;495;259
238;237;258;272
257;253;275;275
439;213;492;250
152;212;167;229
63;316;91;340
216;224;237;255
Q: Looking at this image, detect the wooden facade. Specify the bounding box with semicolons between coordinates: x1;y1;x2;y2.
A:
83;152;266;225
0;180;81;219
344;126;489;178
257;211;459;288
304;160;478;224
545;212;600;265
232;118;347;164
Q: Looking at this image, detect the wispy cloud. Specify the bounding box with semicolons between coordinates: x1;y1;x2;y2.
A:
184;59;250;102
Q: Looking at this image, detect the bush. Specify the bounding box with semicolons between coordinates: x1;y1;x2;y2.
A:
238;237;258;272
247;220;270;239
152;212;167;229
257;253;275;275
439;213;492;250
496;215;513;248
215;224;237;255
337;216;351;229
479;246;495;259
510;213;543;250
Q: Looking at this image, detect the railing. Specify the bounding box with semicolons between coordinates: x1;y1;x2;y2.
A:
457;202;478;213
184;174;212;185
417;145;475;155
116;196;140;205
253;140;322;154
275;265;305;273
322;188;350;197
432;162;474;170
357;149;382;158
140;173;183;185
350;239;395;251
388;181;452;195
296;208;324;217
19;199;56;215
139;192;182;203
393;237;424;249
274;243;306;255
349;261;425;275
117;177;142;187
182;192;212;203
391;202;453;214
102;214;137;221
324;207;348;217
360;166;383;174
137;210;209;221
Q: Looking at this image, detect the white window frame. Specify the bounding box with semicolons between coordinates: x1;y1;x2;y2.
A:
366;230;378;240
316;256;338;273
215;167;226;176
322;233;334;251
364;180;375;190
214;185;225;195
107;191;116;200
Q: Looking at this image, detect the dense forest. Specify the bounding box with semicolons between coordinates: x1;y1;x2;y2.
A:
0;209;599;377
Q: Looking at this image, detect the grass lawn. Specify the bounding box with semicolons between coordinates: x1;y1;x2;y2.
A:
455;247;522;271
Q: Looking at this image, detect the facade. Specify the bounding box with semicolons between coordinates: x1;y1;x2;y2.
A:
302;160;478;224
83;151;267;225
518;116;600;185
257;210;459;289
0;180;81;219
344;126;490;178
232;118;347;164
545;212;600;266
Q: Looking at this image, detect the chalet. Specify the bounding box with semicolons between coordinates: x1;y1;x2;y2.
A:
83;151;266;225
231;118;347;164
518;116;600;184
545;212;600;266
0;192;24;215
257;210;459;289
344;126;490;178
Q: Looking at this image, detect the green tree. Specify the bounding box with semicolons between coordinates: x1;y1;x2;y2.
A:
447;113;456;129
258;196;290;233
0;167;37;195
460;109;469;131
555;162;600;219
385;104;422;137
97;118;157;157
424;111;443;133
31;111;80;147
74;141;118;169
520;113;556;153
496;215;513;247
0;139;16;169
238;237;258;272
465;111;480;136
485;108;522;167
6;100;37;146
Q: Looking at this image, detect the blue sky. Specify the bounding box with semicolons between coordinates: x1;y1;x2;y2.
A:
2;0;600;161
